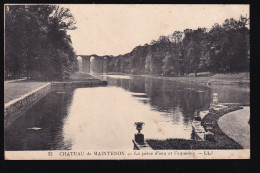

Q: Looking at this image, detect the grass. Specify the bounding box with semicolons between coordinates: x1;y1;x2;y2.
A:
218;107;250;149
136;72;250;86
201;106;244;149
4;80;49;103
146;106;244;150
65;72;96;81
4;72;101;103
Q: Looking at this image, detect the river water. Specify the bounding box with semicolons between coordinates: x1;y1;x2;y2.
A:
5;74;250;150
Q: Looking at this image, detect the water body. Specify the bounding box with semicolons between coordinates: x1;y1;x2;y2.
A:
5;75;250;150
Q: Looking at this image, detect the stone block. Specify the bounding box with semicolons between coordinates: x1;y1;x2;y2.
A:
135;133;144;143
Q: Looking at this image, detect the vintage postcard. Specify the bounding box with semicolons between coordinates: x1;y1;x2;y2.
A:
4;4;250;160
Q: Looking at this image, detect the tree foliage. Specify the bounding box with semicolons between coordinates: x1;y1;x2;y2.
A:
106;15;249;76
5;5;78;80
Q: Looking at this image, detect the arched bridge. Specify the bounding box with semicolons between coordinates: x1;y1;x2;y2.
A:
77;54;112;73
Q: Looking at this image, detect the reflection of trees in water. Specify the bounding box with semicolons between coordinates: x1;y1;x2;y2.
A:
109;77;146;94
115;78;122;87
211;85;249;104
180;87;211;122
143;78;211;123
129;78;145;93
107;76;212;124
168;105;183;125
144;78;153;96
5;89;75;150
121;79;131;91
105;77;117;86
106;78;131;91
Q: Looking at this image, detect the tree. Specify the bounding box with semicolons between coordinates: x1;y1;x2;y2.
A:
5;5;78;80
208;15;249;73
106;14;249;75
145;53;152;74
162;53;175;75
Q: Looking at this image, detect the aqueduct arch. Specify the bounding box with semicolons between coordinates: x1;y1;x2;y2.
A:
77;54;110;73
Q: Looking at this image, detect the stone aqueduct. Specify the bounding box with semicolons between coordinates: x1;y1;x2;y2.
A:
77;54;111;73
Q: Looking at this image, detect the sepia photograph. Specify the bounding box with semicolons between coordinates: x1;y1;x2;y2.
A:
4;4;250;160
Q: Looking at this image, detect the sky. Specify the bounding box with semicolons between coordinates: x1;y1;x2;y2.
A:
61;4;249;56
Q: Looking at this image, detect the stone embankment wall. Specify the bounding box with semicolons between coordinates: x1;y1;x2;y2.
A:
4;80;108;128
4;83;51;128
51;80;108;90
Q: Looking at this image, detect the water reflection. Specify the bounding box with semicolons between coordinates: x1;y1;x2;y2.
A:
100;76;213;123
60;87;188;150
5;89;75;150
5;74;250;150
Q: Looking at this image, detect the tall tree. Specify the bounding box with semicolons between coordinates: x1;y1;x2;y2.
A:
106;15;249;76
5;5;78;80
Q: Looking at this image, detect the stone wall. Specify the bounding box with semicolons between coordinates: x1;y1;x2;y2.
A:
4;80;108;129
51;80;108;90
4;83;51;128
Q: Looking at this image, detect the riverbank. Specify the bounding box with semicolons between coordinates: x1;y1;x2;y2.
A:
4;72;102;103
4;81;49;103
105;72;250;86
140;72;249;86
146;106;244;150
4;72;107;128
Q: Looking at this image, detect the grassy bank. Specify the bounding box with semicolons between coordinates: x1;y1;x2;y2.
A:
4;81;49;103
66;72;97;81
138;72;249;86
146;106;244;150
218;107;250;149
104;72;249;86
4;72;101;104
201;105;244;148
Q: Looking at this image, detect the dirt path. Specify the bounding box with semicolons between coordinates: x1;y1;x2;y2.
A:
218;107;250;149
